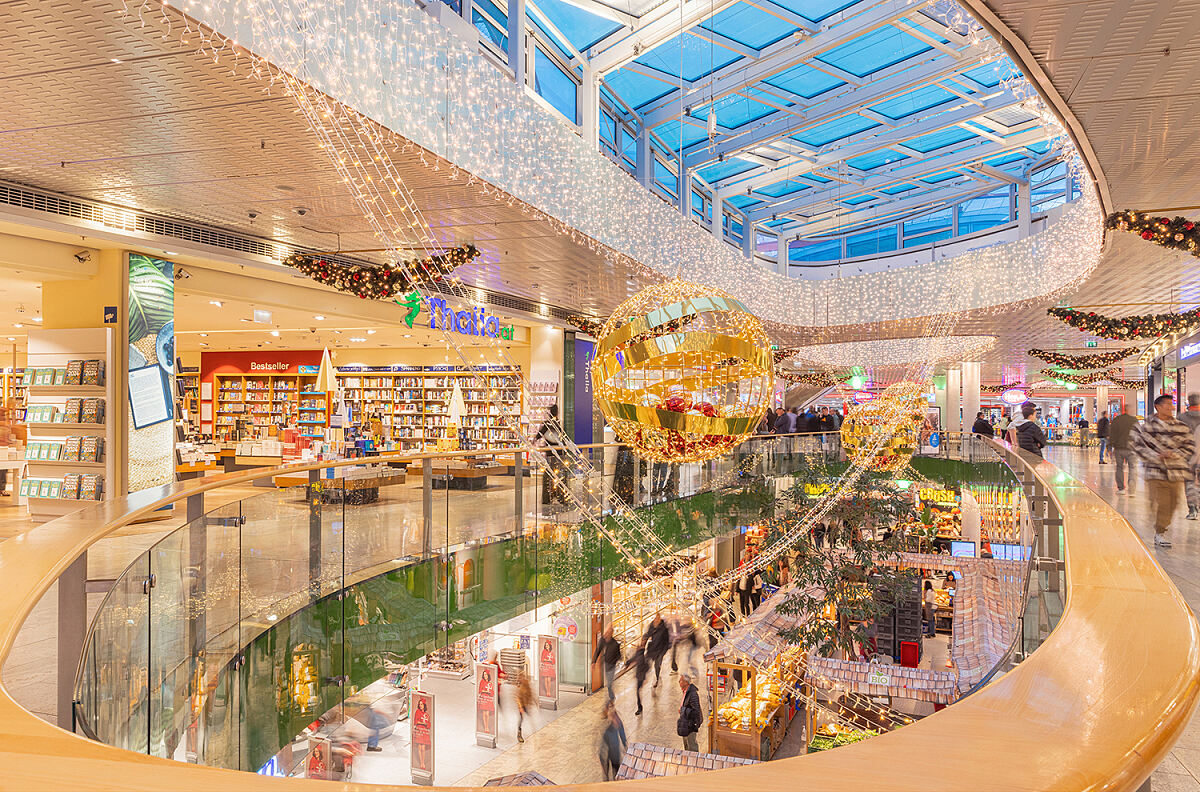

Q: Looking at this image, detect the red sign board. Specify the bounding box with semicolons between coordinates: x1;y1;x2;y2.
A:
200;349;323;382
410;690;434;784
475;662;498;748
538;635;558;710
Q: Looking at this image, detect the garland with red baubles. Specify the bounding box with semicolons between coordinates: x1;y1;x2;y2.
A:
1047;305;1200;340
284;244;479;299
1027;347;1139;368
1107;210;1200;257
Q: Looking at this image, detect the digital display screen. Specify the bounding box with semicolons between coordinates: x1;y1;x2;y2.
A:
950;540;977;558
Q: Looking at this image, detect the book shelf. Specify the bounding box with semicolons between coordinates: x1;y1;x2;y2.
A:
337;365;523;450
211;373;328;441
22;328;115;523
1;367;26;419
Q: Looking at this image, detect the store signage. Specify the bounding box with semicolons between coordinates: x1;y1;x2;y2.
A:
538;635;559;710
853;390;875;403
475;662;499;748
410;690;434;784
249;361;293;372
919;488;957;505
394;292;515;339
804;482;831;497
1180;339;1200;362
257;757;285;777
1085;341;1098;348
928;432;940;448
868;671;891;687
103;306;117;324
554;614;578;641
1000;388;1028;406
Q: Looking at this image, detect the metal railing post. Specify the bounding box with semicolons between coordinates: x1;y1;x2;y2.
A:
422;457;434;555
513;452;524;534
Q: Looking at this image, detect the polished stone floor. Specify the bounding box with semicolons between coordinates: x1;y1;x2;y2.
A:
1043;445;1200;792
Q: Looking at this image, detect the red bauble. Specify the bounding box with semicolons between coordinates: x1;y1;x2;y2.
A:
1142;231;1154;240
1188;222;1196;231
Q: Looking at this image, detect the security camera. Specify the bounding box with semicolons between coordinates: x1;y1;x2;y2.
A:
294;207;310;217
174;268;191;280
74;250;92;263
248;211;259;220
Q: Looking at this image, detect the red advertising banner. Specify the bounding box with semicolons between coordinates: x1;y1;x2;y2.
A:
410;690;434;784
475;662;499;747
538;635;559;710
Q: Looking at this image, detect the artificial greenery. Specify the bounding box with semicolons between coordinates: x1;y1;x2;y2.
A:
1027;347;1138;368
1047;305;1200;339
1106;210;1200;257
284;244;479;299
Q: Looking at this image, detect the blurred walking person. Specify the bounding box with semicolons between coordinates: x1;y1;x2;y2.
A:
591;626;622;701
1132;394;1197;548
1178;394;1200;519
515;670;535;743
598;701;627;781
1109;402;1140;493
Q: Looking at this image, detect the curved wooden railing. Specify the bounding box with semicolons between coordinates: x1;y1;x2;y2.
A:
1;439;1197;790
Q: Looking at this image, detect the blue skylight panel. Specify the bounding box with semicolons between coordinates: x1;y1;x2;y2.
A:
803;172;833;184
920;170;963;184
841;194;875;205
755;179;811;198
871;84;958;120
985;152;1026;169
765;62;844;98
791;113;879;146
726;194;763;210
635;32;742;81
704;2;798;49
475;0;508;27
905;126;977;152
845;149;909;171
710;90;780;129
766;217;791;228
961;61;1012;88
531;0;622;51
535;49;578;122
816;26;932;78
653;119;710;152
984;106;1038;128
769;0;858;23
698;158;757;182
882;183;916;195
473;11;508;50
605;68;674;109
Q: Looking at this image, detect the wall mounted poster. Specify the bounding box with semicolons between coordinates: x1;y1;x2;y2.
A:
125;252;175;493
475;661;498;747
410;690;434;784
538;635;558;710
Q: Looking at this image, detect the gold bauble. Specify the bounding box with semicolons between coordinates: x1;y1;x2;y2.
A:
839;381;926;472
590;279;773;463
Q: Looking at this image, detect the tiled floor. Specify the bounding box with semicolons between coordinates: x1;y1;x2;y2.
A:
1043;445;1200;791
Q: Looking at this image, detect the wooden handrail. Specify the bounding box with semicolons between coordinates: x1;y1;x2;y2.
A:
0;438;1197;790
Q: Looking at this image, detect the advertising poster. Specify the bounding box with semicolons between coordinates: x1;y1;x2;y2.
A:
410;690;434;784
538;635;558;710
475;662;498;747
125;252;176;494
306;740;329;780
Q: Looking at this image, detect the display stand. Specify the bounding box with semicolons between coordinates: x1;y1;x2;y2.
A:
22;328;115;523
711;652;803;760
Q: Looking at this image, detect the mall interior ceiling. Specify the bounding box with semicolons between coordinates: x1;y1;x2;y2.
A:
0;0;1198;386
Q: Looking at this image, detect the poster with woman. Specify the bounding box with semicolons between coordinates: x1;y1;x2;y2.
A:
410;691;434;784
538;635;558;710
475;662;498;747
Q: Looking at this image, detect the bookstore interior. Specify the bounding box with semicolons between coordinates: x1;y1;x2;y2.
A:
0;240;568;523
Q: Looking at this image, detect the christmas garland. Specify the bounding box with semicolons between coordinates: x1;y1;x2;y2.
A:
777;371;842;387
1047;305;1200;339
1027;347;1139;368
1040;368;1129;386
284;244;479;299
1107;211;1200;257
981;384;1025;394
566;315;604;337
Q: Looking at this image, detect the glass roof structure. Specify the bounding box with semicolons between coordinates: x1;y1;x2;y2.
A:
463;0;1069;264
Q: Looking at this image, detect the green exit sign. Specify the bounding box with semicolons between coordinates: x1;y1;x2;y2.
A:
1085;341;1098;348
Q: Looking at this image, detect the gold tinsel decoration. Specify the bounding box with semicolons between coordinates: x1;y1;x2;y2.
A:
590;279;773;463
839;381;927;472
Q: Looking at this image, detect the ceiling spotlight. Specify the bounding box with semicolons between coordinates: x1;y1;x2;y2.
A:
350;336;366;342
314;315;325;321
199;333;208;337
200;342;209;347
367;329;377;335
5;337;13;342
210;300;223;308
270;330;280;337
31;316;42;323
12;323;21;329
403;333;413;338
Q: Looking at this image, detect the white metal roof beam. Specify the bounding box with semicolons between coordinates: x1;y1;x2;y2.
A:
746;127;1052;219
780;182;997;236
747;0;819;34
548;0;637;26
687;27;760;60
638;0;928;128
589;0;744;75
716;93;1021;194
682;48;991;168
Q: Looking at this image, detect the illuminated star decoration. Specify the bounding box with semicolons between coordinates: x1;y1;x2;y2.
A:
283;244;479;299
1047;306;1200;339
1026;347;1139;368
1106;211;1200;257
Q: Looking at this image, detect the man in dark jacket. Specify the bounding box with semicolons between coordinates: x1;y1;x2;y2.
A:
971;411;994;437
631;638;651;715
644;613;671;687
1096;411;1111;464
1006;402;1047;459
592;626;622;701
677;673;703;752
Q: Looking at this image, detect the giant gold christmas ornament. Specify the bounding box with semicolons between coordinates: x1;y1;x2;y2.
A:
591;279;773;463
840;381;926;472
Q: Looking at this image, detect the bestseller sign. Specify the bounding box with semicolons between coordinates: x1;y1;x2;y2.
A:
538;635;559;710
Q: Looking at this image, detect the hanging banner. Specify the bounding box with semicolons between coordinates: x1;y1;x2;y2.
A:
410;690;434;784
538;635;559;710
125;252;176;494
475;662;499;747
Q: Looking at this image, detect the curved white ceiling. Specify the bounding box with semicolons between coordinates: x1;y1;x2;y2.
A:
792;334;996;367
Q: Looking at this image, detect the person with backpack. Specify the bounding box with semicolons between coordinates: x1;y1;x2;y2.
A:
676;673;704;752
1007;402;1047;459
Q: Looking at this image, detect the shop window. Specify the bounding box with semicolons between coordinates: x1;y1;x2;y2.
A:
846;226;898;258
793;238;843;262
957;188;1013;234
903;206;952;239
654;158;677;198
1032;178;1066;213
534;49;578;123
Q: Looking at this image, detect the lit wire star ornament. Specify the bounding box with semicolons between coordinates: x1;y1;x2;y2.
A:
591;279;773;463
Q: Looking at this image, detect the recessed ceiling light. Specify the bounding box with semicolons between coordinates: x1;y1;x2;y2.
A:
314;315;325;320
12;323;21;328
200;342;209;347
350;337;366;342
199;333;208;337
366;329;377;335
239;318;252;323
266;613;278;622
253;309;272;323
163;250;178;256
270;330;280;337
31;316;42;323
5;337;13;342
210;300;223;308
403;333;413;338
333;330;343;335
111;58;122;63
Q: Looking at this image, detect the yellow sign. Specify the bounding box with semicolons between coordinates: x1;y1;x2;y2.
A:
919;488;957;505
804;482;831;496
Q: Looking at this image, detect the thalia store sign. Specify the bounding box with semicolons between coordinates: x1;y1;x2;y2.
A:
394;292;515;340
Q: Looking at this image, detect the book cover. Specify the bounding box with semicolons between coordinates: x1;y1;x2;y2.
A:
63;436;81;462
81;436;99;463
18;478;31;497
66;360;83;385
37;443;50;460
64;398;82;423
38;479;51;498
47;443;62;461
53;368;67;385
48;481;61;499
24;444;38;461
61;474;80;500
82;359;105;386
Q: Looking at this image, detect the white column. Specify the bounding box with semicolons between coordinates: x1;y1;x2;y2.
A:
1017;182;1032;239
1059;399;1069;427
506;0;526;86
961;361;980;429
635;127;653;189
1083;396;1095;424
712;192;724;241
946;368;962;432
1096;385;1110;419
934;375;948;431
580;67;600;149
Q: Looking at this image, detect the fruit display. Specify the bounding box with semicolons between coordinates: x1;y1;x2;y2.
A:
808;723;879;752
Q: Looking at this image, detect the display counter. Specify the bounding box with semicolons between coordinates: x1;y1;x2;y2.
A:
712;647;804;760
